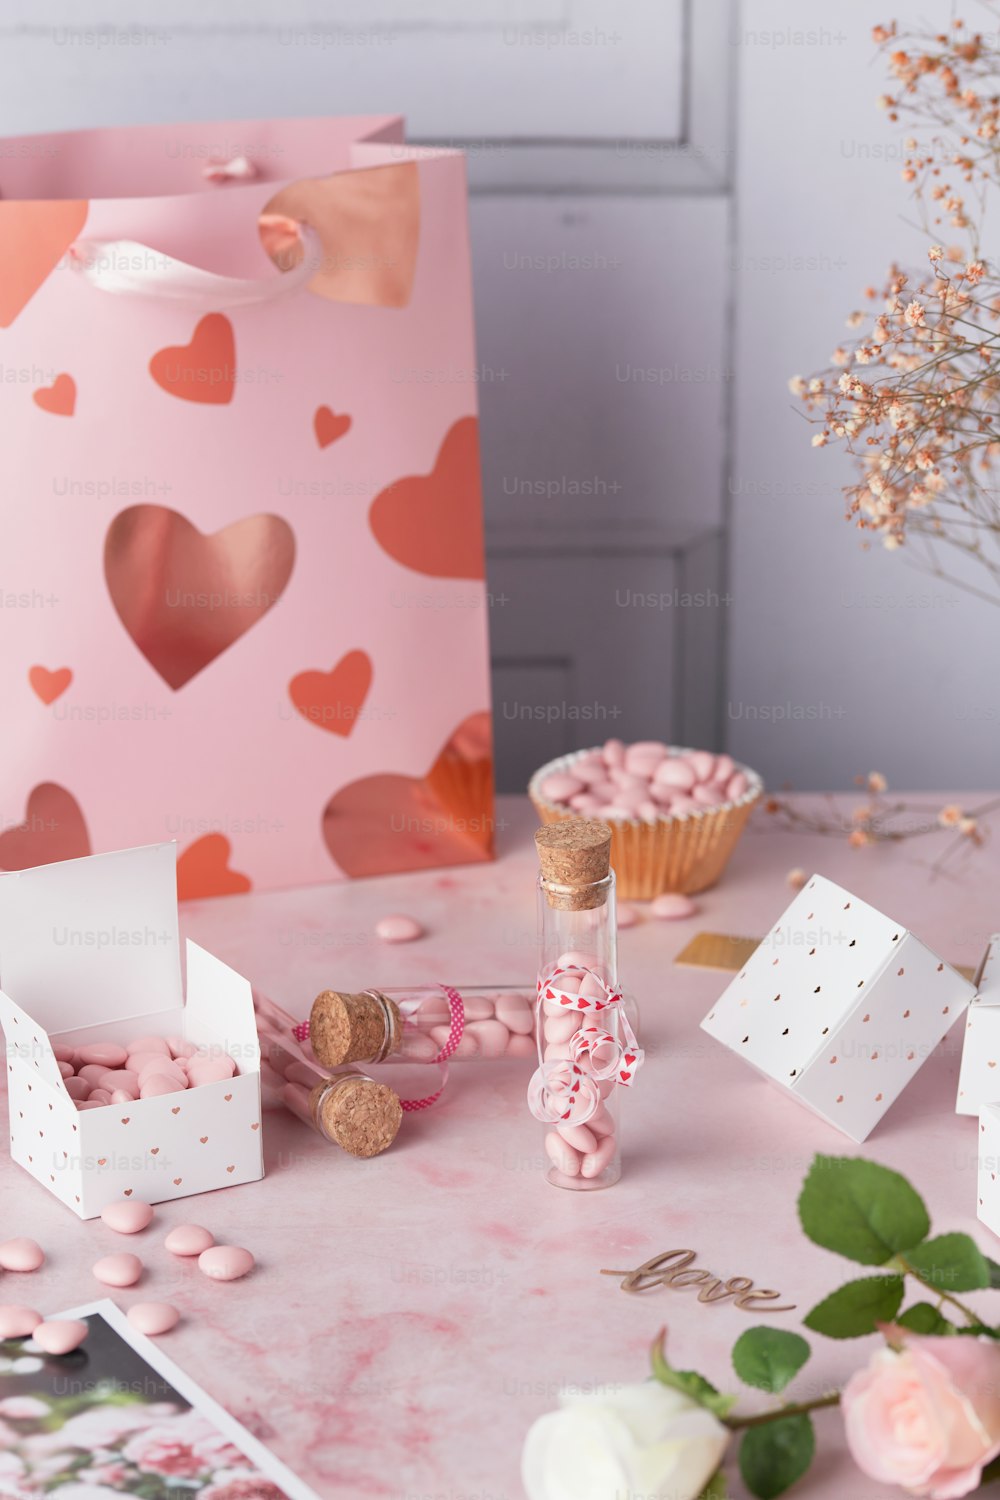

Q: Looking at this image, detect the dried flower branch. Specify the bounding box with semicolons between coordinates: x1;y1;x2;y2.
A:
764;770;1000;875
797;12;1000;601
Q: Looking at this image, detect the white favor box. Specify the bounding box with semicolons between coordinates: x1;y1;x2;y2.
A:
700;873;975;1142
0;843;262;1219
978;1104;1000;1240
957;935;1000;1116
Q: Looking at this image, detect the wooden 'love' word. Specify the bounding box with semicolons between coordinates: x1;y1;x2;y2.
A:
600;1249;796;1313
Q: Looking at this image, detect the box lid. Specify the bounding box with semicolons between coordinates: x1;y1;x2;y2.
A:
701;873;913;1077
0;843;181;1032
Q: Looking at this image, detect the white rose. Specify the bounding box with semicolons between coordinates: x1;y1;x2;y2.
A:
522;1380;729;1500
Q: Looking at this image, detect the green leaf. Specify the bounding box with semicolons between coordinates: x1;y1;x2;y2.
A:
739;1414;815;1500
896;1302;956;1336
803;1275;904;1338
732;1327;811;1394
697;1471;729;1500
904;1233;989;1293
650;1331;736;1418
798;1155;930;1265
985;1256;1000;1290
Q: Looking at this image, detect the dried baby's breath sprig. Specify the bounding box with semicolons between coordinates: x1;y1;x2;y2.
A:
799;12;1000;603
763;770;1000;877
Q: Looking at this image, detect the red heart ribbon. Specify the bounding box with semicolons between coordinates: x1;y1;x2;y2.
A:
526;1057;602;1126
527;964;643;1120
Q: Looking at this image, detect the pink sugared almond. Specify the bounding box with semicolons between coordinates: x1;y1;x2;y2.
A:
33;1319;88;1355
540;772;584;802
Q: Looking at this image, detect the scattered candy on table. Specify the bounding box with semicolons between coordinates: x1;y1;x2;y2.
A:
0;1306;41;1338
128;1301;180;1336
0;1239;45;1272
92;1253;143;1288
650;892;698;920
165;1224;215;1257
101;1201;154;1234
374;914;425;943
198;1245;255;1281
32;1320;88;1355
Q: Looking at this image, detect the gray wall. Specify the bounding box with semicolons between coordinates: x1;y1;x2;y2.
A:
1;1;989;791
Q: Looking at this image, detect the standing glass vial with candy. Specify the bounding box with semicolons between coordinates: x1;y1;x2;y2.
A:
528;820;642;1190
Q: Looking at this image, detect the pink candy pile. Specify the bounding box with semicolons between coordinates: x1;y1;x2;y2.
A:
537;739;750;820
52;1034;237;1109
402;990;538;1060
539;953;620;1183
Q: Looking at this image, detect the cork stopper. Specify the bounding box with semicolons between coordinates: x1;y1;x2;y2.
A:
310;1076;403;1157
309;989;401;1066
535;820;612;910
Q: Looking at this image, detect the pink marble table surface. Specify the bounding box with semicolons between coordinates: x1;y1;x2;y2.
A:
2;794;998;1499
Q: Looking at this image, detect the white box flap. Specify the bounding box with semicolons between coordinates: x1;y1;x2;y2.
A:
0;843;181;1031
185;940;260;1074
977;936;1000;1005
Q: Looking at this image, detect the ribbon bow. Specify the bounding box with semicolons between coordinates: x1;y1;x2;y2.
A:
527;965;644;1124
526;1057;602;1126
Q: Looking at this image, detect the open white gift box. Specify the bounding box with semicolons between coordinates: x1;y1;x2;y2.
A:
0;842;262;1219
957;934;1000;1117
701;873;975;1143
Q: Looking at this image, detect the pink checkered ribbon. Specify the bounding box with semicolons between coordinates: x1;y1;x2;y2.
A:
292;984;465;1112
399;984;465;1112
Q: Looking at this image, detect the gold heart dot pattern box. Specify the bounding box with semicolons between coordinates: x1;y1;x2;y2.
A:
0;842;262;1218
958;934;1000;1117
700;873;975;1143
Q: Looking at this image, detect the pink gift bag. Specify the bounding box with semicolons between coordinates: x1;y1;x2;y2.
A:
0;115;494;896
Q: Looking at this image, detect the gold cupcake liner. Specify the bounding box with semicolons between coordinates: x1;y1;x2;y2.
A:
528;748;763;899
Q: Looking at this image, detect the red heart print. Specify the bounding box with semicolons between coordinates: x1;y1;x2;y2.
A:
369;416;485;579
33;374;76;416
288;651;372;738
149;313;236;404
0;783;90;869
176;834;251;901
620;1071;631;1081
314;406;352;448
29;666;72;705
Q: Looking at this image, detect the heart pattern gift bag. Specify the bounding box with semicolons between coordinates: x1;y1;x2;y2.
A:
0;115;494;894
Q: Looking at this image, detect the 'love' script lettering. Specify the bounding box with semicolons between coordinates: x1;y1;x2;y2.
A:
600;1249;796;1312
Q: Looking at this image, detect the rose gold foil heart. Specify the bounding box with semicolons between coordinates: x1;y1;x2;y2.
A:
369;417;485;580
260;162;419;308
104;505;295;689
0;783;91;869
0;200;88;327
322;711;494;877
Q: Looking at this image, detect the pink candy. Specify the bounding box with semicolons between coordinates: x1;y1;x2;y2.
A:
535;741;753;820
541;952;620;1186
375;914;424;943
53;1032;240;1110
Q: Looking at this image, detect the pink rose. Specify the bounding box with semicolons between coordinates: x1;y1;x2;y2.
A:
843;1331;1000;1498
122;1411;247;1480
